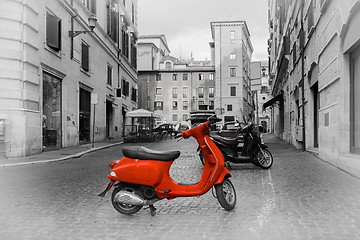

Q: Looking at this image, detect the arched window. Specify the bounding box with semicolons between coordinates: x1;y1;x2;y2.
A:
165;61;172;69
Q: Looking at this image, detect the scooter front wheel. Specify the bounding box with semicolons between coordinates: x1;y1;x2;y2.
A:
215;178;236;211
111;184;143;215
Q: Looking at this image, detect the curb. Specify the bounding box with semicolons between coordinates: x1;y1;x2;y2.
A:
0;142;124;168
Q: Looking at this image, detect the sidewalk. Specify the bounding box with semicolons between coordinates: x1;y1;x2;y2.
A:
0;138;124;167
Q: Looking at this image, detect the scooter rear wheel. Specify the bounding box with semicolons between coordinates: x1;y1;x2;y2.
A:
255;149;273;169
215;178;236;211
111;184;143;215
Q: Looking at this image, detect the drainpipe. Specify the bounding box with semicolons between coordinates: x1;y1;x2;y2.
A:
300;1;306;151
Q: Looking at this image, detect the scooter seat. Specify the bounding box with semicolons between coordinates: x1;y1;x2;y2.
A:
211;135;238;146
122;146;180;161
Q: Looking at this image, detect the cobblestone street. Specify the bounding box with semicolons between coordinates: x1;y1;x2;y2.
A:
1;134;360;240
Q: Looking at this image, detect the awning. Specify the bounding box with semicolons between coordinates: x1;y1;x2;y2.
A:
263;93;283;110
126;108;154;118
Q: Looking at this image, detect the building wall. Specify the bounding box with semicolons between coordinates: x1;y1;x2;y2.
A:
268;0;360;177
0;0;138;158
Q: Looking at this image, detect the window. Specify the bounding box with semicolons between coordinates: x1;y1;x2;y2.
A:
209;100;214;110
209;73;214;80
156;74;161;81
199;74;204;80
230;86;236;96
307;0;314;33
107;64;112;85
230;68;236;77
172;74;178;81
230;30;235;43
130;33;137;68
106;0;118;43
227;105;233;111
46;12;61;52
183;114;189;121
293;43;297;64
209;87;214;97
198;87;204;98
122;29;129;58
122;79;129;96
172;88;178;98
154;101;163;110
81;42;89;72
261;86;268;94
166;62;172;69
173;101;178;110
183;73;188;81
80;0;96;14
156;88;162;95
183;87;188;98
131;87;137;102
183;101;188;110
198;101;205;110
230;53;236;59
172;114;178;121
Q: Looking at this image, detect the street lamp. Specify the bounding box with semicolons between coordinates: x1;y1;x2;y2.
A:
68;14;97;38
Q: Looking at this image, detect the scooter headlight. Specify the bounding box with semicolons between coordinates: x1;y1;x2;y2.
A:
110;171;117;177
260;134;264;144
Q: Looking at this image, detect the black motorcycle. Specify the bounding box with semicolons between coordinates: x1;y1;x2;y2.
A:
198;121;273;169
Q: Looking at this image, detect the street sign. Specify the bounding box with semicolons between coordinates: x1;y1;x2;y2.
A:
91;93;98;105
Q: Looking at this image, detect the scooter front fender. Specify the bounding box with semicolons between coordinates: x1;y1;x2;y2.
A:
214;168;232;185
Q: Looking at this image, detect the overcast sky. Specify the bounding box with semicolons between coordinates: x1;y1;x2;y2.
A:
138;0;269;62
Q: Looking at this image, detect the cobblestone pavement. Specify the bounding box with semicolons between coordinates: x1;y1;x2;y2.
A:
1;135;360;240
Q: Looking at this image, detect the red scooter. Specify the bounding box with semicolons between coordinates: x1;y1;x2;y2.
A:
99;116;236;216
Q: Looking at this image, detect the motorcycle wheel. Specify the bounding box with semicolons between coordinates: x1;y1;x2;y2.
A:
111;184;143;215
199;151;205;165
215;178;236;211
256;148;273;169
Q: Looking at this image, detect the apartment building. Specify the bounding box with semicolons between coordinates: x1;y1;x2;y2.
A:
266;0;360;177
137;37;215;126
0;0;138;158
210;21;254;123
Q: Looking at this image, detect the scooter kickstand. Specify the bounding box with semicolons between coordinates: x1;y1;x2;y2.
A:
149;204;157;216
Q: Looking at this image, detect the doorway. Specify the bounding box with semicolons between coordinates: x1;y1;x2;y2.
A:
106;101;113;139
311;83;319;148
351;46;360;153
79;88;91;143
42;72;62;150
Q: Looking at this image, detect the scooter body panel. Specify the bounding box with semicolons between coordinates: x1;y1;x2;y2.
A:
109;157;172;187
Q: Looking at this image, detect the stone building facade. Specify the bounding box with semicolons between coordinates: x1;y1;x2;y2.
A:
0;0;138;158
267;0;360;177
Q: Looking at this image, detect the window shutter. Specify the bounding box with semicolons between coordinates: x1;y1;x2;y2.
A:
46;13;61;51
81;43;89;71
